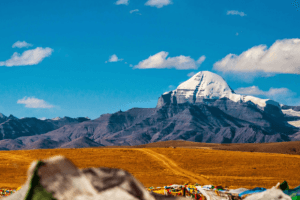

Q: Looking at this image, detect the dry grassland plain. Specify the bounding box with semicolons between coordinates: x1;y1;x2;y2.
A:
0;147;299;190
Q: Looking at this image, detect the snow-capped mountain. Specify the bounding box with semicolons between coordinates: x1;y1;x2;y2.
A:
281;105;300;127
157;71;280;109
0;71;299;150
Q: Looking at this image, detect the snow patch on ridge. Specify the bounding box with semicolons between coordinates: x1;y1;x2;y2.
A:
169;71;280;109
52;117;61;120
226;93;279;108
282;109;300;117
282;109;300;127
287;121;300;127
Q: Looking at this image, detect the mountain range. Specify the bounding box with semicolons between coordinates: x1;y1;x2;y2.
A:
1;71;300;150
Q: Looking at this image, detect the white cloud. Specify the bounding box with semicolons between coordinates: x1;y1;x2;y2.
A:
227;10;247;17
187;72;196;77
145;0;172;8
213;38;300;75
115;0;129;5
130;9;139;13
17;97;54;109
234;86;300;105
0;47;53;67
235;86;293;97
235;86;263;96
196;55;206;65
12;41;33;48
39;117;47;120
234;86;299;105
106;54;123;63
134;51;206;70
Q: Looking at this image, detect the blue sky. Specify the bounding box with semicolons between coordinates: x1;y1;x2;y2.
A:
0;0;300;120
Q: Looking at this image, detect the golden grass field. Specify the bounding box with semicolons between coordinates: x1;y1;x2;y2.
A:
1;142;300;190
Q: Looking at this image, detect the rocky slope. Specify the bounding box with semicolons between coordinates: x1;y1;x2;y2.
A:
0;71;299;150
0;115;90;141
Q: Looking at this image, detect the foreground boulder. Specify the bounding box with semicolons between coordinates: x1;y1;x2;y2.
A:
4;156;186;200
244;186;291;200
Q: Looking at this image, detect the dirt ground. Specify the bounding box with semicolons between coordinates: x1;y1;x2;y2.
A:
134;140;300;155
0;146;299;190
150;148;300;189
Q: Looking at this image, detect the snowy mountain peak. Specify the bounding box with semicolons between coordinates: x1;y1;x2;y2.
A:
176;71;234;99
157;71;280;109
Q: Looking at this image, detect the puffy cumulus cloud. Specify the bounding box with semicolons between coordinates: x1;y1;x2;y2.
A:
227;10;247;17
17;97;54;109
0;47;53;67
145;0;172;8
213;38;300;75
115;0;129;5
235;86;298;104
105;54;123;63
134;51;206;70
235;86;294;97
187;72;196;77
12;41;33;48
235;86;265;96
